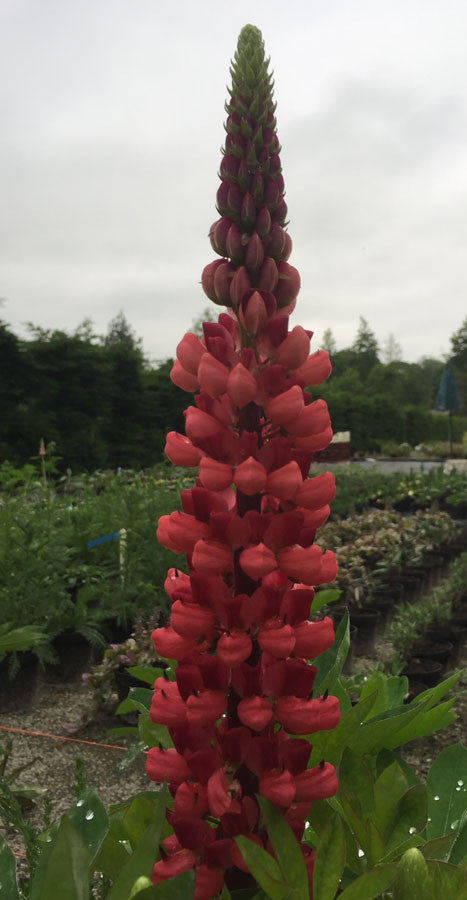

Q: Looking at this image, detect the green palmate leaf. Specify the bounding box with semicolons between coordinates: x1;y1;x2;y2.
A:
94;831;130;881
65;789;109;857
347;697;431;755
421;832;459;862
375;749;421;786
313;611;350;696
372;761;411;839
30;816;92;900
108;784;169;900
381;785;427;861
122;793;163;850
107;726;139;738
412;671;462;710
234;837;289;900
258;796;308;899
127;666;165;685
359;671;408;719
427;743;467;840
310;589;342;615
313;813;346;900
0;836;20;900
116;687;153;715
450;810;467;866
426;743;467;859
428;859;467;898
337;864;398;899
387;698;458;748
308;691;378;767
138;713;173;749
392;847;431;900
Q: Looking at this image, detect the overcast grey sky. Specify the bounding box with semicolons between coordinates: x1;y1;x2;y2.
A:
1;0;466;363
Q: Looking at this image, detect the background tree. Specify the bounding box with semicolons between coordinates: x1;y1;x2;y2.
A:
382;332;403;364
351;316;379;378
450;316;467;414
322;327;337;356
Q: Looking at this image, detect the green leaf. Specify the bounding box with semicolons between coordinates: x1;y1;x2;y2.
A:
108;784;169;900
311;589;342;615
375;749;420;786
313;813;346;900
381;785;427;860
421;832;459;862
337;864;398;899
234;836;289;900
387;699;458;747
359;671;408;719
106;726;139;737
347;699;430;755
258;796;308;899
313;611;350;696
127;666;164;685
308;691;378;767
0;836;20;900
426;743;467;856
450;810;467;866
373;761;410;840
128;870;195;898
94;830;130;880
411;671;461;710
138;713;173;749
30;816;92;900
122;793;161;850
116;687;153;715
392;847;431;900
65;789;109;858
428;859;467;898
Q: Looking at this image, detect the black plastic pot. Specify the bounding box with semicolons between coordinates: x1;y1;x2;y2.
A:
413;640;453;669
349;608;381;655
404;680;429;704
48;631;93;683
0;652;39;713
402;658;444;687
425;625;463;667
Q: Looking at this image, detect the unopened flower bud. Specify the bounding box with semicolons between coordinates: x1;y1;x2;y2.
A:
256;205;272;237
230;266;252;306
202;259;227;302
275;261;300;307
245;231;264;272
257;257;279;292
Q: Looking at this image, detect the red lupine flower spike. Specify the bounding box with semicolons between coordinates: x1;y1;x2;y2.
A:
150;24;340;894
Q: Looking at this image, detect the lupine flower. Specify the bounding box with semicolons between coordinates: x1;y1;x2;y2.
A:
148;24;340;897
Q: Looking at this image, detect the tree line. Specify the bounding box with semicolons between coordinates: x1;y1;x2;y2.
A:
1;313;466;472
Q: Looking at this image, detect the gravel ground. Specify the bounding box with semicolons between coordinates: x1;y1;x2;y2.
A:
1;639;465;866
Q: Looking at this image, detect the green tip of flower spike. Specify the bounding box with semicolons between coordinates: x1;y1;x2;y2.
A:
230;24;274;108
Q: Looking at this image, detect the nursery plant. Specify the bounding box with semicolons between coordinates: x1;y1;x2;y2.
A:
1;25;467;900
